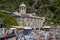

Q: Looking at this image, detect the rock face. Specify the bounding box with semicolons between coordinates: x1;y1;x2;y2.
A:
51;25;60;32
0;18;4;24
56;25;60;31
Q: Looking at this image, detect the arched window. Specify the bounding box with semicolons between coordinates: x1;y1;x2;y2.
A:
22;7;23;9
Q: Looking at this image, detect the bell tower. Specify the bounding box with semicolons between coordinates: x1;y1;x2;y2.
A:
19;2;26;15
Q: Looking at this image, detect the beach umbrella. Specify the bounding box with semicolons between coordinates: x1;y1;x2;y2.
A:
42;26;51;29
24;27;32;29
12;26;25;30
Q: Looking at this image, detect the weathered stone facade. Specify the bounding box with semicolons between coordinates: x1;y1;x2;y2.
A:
13;3;45;29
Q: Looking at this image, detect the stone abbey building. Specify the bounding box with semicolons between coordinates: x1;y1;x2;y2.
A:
13;3;45;29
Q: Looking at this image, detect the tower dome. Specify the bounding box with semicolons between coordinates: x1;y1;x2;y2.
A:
19;2;26;15
20;2;26;7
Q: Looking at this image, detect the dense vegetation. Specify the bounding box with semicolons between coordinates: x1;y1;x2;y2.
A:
0;0;60;27
0;11;18;28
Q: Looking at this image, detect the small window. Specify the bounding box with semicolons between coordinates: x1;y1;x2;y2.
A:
27;18;29;21
22;7;23;9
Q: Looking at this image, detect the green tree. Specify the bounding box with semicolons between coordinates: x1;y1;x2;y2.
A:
0;11;18;28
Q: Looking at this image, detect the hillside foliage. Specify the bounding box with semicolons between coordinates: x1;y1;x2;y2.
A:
0;11;18;28
0;0;60;25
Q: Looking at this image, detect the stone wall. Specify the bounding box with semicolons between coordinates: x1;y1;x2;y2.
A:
51;24;60;32
17;17;44;29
